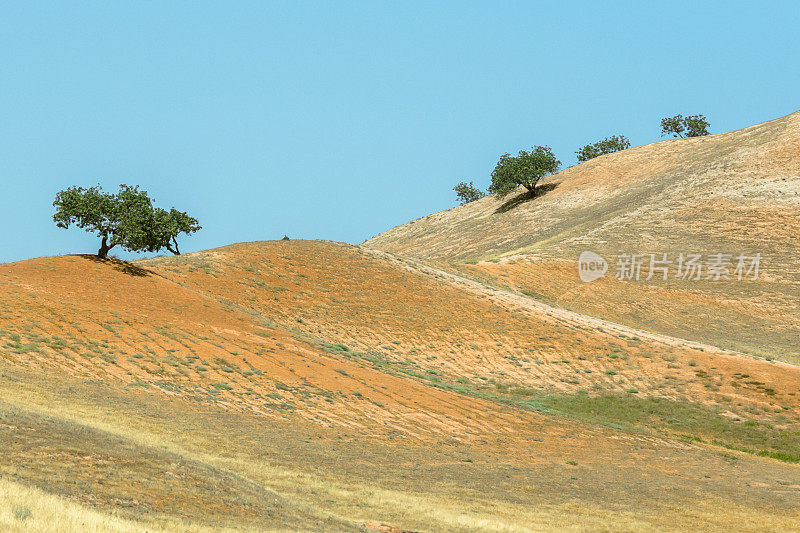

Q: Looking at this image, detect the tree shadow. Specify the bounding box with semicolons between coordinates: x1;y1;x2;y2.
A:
494;182;560;214
78;254;153;277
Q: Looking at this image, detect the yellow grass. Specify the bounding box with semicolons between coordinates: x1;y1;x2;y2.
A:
3;368;799;532
0;478;237;533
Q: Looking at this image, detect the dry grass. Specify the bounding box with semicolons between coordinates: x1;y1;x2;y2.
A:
1;359;799;532
364;110;800;365
0;478;243;533
2;150;800;532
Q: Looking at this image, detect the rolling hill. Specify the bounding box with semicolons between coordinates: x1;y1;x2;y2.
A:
1;238;799;531
365;110;800;362
1;113;799;531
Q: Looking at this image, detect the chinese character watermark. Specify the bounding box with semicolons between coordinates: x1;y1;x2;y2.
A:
578;251;761;283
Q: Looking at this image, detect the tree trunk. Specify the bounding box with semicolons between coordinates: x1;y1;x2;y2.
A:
166;237;181;255
98;235;115;258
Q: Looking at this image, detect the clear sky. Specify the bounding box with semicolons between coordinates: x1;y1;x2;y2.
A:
2;1;798;262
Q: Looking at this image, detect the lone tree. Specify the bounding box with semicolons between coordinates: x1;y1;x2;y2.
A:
53;184;200;258
488;146;560;198
453;181;485;205
576;134;631;162
661;114;710;138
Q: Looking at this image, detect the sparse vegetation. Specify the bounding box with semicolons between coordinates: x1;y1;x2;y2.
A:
488;146;561;198
453;181;486;204
12;505;31;521
660;114;710;138
53;184;200;258
575;135;631;162
3;217;800;530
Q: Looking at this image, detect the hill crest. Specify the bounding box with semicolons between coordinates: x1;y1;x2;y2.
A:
364;109;800;262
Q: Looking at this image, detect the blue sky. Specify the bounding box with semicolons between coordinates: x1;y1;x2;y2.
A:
2;1;798;262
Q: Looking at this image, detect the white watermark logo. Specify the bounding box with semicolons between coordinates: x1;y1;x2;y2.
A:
578;251;608;282
578;251;761;283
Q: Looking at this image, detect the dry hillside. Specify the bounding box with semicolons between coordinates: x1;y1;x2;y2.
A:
365;111;800;362
1;239;799;530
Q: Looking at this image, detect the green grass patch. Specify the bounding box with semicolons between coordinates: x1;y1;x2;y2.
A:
540;394;800;463
321;343;350;355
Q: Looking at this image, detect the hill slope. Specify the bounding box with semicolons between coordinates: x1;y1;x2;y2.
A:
1;240;800;530
364;111;800;361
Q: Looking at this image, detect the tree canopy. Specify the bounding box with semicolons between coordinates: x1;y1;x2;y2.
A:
576;135;631;162
53;184;200;258
661;114;710;138
488;146;560;198
453;181;486;205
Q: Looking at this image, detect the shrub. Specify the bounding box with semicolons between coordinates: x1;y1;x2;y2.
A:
13;506;32;521
453;181;486;204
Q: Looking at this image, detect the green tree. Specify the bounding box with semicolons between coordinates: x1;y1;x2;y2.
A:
660;115;685;138
661;114;710;138
453;181;486;205
53;184;200;258
53;185;118;258
576;135;631;162
683;114;710;137
147;207;201;255
488;146;560;198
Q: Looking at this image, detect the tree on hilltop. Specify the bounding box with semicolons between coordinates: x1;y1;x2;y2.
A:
53;184;200;258
148;207;201;255
576;134;631;162
661;114;710;138
488;146;560;198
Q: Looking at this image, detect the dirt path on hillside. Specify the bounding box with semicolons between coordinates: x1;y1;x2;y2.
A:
360;246;797;370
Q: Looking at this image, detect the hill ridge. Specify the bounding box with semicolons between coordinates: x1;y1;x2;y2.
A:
2;238;800;530
362;111;800;363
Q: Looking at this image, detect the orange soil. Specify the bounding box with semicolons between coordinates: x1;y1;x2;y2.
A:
1;240;799;451
3;240;800;530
